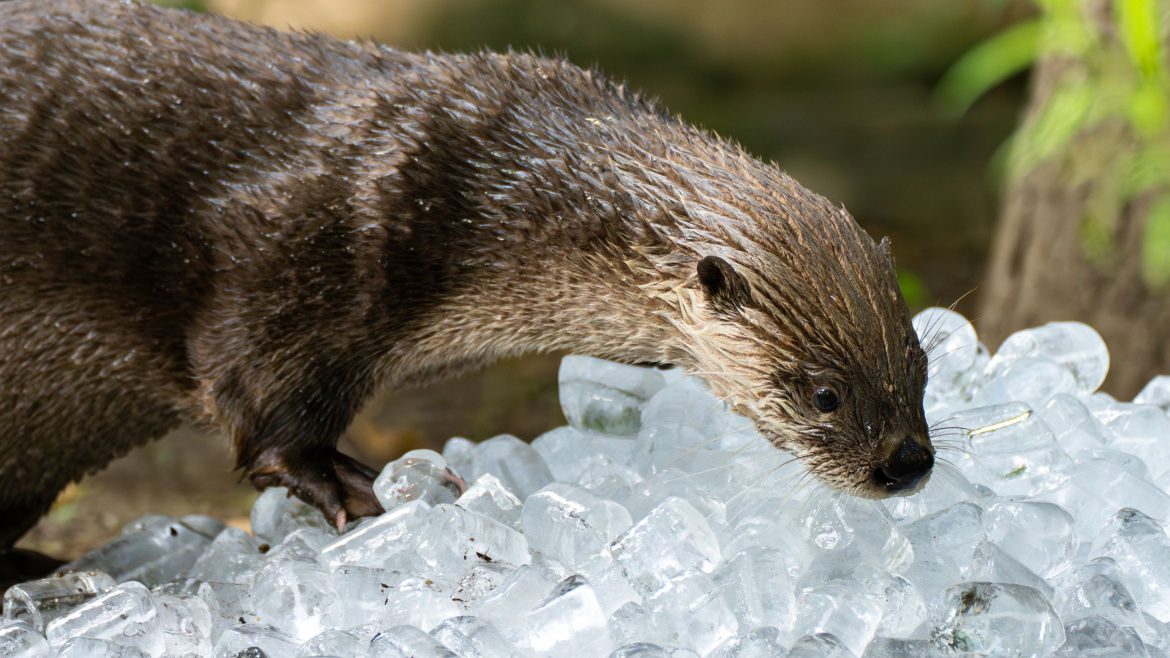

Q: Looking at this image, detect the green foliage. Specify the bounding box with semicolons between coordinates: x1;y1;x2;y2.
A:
144;0;207;12
897;269;930;310
943;0;1170;291
936;19;1042;116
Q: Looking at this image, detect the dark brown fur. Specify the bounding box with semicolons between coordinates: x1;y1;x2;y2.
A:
0;0;932;556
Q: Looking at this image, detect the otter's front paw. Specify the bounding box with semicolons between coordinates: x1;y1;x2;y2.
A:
246;449;384;531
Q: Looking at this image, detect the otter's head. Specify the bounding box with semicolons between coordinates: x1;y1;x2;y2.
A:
658;168;933;498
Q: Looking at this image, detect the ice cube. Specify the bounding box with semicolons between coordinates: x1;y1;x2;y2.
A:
793;585;882;657
1037;394;1108;456
0;619;51;658
1050;558;1145;630
212;623;299;658
1098;403;1170;478
848;567;926;639
900;502;986;600
527;576;613;658
967;540;1054;599
157;594;212;658
929;582;1063;656
707;626;786;658
609;644;700;658
326;564;407;629
250;557;343;643
1044;459;1170;534
1056;615;1147;657
559;355;666;436
1094;508;1170;622
429;616;522;658
196;581;252;645
621;469;727;531
367;625;457;658
187;527;264;585
374;449;466;510
60;517;214;587
455;474;524;532
785;633;857;658
799;495;913;574
632;377;738;475
56;637;151;658
644;570;737;655
974;357;1077;409
720;517;812;582
412;504;532;584
250;487;336;547
318;499;431;571
1135;375;1170;412
43;581;163;657
611;497;722;594
443;438;480;485
3;570;117;634
946;402;1073;495
985;499;1077;578
449;563;518;610
912;307;981;406
522;482;632;571
379;577;460;631
984;321;1109;395
295;629;366;658
712;546;796;643
470;565;557;648
474;435;554;499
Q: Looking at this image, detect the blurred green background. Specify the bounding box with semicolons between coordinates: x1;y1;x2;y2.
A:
21;0;1032;557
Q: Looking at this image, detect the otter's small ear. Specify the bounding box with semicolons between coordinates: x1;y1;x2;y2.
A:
697;255;751;310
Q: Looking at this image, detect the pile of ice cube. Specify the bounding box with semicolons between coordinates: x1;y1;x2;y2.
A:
5;307;1170;658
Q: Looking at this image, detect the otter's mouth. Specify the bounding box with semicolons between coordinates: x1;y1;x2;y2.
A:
866;435;935;497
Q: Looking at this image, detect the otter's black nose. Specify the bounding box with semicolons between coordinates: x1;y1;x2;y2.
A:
875;437;934;494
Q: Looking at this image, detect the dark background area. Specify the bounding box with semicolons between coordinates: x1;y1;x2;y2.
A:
19;0;1032;558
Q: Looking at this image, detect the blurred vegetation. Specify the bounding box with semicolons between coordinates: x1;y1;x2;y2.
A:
940;0;1170;290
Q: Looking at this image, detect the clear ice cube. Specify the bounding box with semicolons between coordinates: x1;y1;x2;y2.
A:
1094;508;1170;622
645;569;737;655
793;585;883;657
455;474;524;532
429;615;522;658
374;449;466;510
929;582;1064;657
526;576;613;658
249;558;343;643
43;581;164;657
250;487;336;547
61;517;215;587
412;504;532;584
559;355;666;436
984;321;1109;395
3;570;117;634
474;435;554;499
522;482;632;571
0;619;51;658
212;623;299;658
610;497;722;595
318;499;431;571
367;625;457;658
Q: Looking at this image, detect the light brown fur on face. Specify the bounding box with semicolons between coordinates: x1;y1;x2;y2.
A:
0;0;931;572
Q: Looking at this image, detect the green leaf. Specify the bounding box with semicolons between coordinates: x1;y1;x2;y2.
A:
1141;193;1170;290
896;269;929;310
1116;0;1163;78
936;20;1042;117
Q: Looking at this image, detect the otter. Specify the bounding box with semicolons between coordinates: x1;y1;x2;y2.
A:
0;0;933;573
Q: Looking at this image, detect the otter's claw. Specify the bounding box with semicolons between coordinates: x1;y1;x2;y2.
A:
246;449;384;532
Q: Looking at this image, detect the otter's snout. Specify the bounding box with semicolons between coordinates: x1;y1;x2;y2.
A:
874;436;934;495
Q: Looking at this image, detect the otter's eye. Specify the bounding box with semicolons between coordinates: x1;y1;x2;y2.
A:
813;388;839;412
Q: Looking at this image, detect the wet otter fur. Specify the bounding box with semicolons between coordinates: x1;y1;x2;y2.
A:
0;0;933;566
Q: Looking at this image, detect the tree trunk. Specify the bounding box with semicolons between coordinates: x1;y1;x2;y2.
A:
977;55;1170;400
